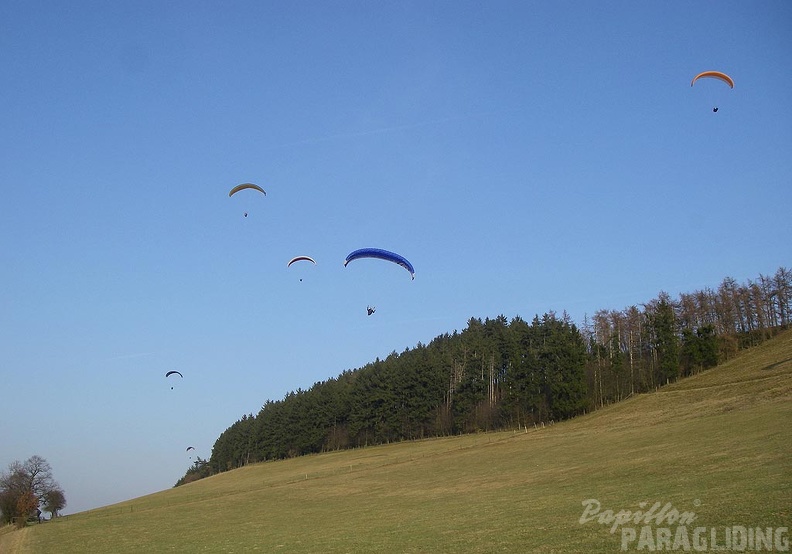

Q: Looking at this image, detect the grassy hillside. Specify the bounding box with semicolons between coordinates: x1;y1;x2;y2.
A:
3;330;790;553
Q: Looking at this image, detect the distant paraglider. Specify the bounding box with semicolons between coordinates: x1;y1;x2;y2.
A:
691;71;733;113
287;256;317;282
343;248;415;280
367;306;376;316
229;183;266;217
166;370;183;390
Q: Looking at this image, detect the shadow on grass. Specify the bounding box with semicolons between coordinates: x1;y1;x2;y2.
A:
761;357;792;371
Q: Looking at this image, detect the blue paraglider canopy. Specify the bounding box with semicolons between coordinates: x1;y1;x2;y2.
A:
344;248;415;280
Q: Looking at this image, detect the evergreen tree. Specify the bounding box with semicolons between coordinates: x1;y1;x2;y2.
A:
680;324;719;375
649;294;680;384
502;316;542;427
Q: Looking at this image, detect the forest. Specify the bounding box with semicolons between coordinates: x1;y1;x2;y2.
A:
177;266;791;486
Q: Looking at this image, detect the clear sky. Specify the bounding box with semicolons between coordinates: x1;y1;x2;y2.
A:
1;1;790;515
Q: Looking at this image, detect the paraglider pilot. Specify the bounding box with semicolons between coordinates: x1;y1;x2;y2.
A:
367;306;376;316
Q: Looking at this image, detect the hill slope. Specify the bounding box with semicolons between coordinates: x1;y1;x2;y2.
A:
4;329;791;553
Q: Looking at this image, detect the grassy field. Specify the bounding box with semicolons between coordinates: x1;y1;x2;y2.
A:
3;330;790;553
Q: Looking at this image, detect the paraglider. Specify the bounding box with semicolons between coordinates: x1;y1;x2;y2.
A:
228;183;266;217
343;248;415;280
691;71;733;113
166;370;183;390
345;248;414;315
287;256;317;282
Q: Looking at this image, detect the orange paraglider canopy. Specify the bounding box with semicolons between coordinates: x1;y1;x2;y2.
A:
691;71;734;88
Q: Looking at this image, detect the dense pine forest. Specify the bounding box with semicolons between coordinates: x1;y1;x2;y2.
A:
177;267;790;486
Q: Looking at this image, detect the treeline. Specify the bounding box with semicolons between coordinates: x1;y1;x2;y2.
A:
584;267;792;405
177;266;790;485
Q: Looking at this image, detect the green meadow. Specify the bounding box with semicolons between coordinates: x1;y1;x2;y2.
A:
3;330;790;553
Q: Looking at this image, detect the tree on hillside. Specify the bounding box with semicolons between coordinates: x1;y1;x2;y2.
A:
680;324;719;376
0;470;22;522
0;456;65;524
532;313;588;420
502;316;542;427
14;491;38;528
42;487;66;518
174;458;211;487
773;267;792;327
648;294;680;385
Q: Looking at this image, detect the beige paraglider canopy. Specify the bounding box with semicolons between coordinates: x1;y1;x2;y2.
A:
228;183;266;197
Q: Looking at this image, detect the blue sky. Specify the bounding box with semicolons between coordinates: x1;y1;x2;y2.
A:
1;1;790;514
